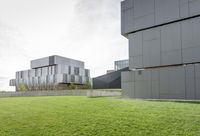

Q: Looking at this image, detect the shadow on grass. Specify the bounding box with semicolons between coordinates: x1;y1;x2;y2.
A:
145;99;200;104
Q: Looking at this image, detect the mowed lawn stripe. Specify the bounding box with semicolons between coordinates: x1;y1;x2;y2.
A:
0;96;200;136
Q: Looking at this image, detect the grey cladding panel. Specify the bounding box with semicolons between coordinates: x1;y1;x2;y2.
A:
180;0;189;18
155;0;180;25
159;68;169;95
121;0;134;34
122;82;132;98
133;0;154;18
161;23;181;52
42;67;48;76
55;55;84;68
182;47;200;63
132;56;143;69
161;51;182;66
121;9;134;35
161;23;182;65
182;17;200;63
185;64;196;99
129;32;143;57
129;56;135;70
195;64;200;99
189;0;200;16
129;32;143;68
121;0;134;11
121;71;135;82
135;70;151;98
135;70;151;81
151;69;160;99
49;56;55;65
133;0;155;30
143;28;161;67
135;81;151;99
168;67;185;97
159;66;185;99
31;57;49;69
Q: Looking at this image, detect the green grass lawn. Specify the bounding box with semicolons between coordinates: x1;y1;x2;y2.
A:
0;96;200;136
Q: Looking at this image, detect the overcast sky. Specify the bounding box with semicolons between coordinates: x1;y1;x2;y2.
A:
0;0;128;91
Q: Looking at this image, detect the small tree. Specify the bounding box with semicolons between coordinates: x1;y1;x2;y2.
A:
17;84;27;92
68;83;76;90
83;81;91;89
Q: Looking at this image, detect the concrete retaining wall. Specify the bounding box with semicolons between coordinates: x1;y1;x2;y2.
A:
0;89;122;98
0;90;87;98
87;89;122;97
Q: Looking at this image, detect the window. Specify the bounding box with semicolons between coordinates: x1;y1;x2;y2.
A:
74;67;79;75
85;69;89;77
35;69;38;76
68;66;71;74
20;71;23;78
71;75;75;82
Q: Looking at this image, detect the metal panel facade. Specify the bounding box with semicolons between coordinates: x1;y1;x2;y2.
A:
121;0;200;35
128;17;200;69
133;0;155;30
155;0;179;25
143;28;161;67
121;0;200;100
121;65;200;99
182;17;200;63
189;0;200;16
11;55;91;91
129;32;143;69
161;23;182;65
185;64;196;99
195;64;200;99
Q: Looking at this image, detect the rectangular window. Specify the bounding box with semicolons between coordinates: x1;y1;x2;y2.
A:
21;71;23;78
35;69;38;76
74;67;79;75
71;75;75;82
68;66;71;74
85;69;89;77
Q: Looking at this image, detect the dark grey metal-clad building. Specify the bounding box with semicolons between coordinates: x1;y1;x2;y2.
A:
10;55;91;91
121;0;200;99
93;67;129;89
93;60;129;89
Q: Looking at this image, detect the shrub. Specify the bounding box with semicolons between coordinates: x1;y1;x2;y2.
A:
17;84;27;92
68;83;76;90
83;81;92;89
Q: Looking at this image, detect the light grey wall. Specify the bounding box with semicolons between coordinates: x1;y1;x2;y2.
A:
0;90;87;97
0;90;121;98
122;64;200;99
128;16;200;69
31;55;84;69
121;0;200;100
31;56;50;69
121;0;200;35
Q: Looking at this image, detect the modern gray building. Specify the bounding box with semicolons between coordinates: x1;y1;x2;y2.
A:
93;67;129;89
121;0;200;99
107;59;129;73
93;59;129;89
115;60;129;71
10;55;91;91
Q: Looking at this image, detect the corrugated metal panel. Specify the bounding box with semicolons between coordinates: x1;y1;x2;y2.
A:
185;64;196;99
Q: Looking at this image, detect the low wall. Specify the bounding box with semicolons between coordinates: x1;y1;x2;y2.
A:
87;89;122;97
0;90;87;98
0;89;122;98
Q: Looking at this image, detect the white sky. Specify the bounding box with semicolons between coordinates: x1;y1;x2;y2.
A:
0;0;128;91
